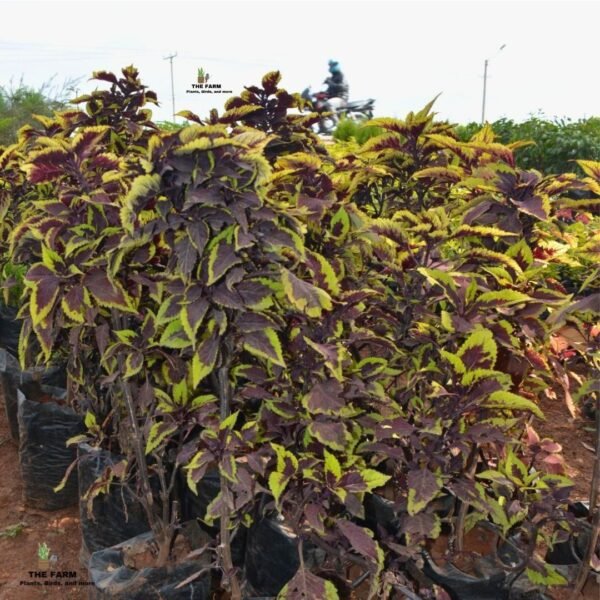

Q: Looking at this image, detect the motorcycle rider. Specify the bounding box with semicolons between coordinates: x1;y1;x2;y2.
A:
323;59;349;116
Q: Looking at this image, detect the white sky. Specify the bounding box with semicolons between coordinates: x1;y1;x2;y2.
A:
1;0;599;125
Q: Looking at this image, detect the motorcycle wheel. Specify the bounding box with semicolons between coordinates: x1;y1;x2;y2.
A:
319;116;337;134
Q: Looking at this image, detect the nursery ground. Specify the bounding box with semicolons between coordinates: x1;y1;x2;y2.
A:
0;387;598;599
0;386;85;600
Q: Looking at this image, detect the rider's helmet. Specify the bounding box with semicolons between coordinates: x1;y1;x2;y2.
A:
328;60;341;74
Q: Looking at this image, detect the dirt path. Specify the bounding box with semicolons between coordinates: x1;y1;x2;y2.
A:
0;387;86;600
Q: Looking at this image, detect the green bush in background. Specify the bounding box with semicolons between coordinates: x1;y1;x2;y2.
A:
456;115;600;175
333;116;383;145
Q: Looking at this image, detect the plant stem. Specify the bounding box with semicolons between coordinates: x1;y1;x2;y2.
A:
456;446;478;552
217;361;242;600
589;391;600;511
570;392;600;599
111;312;164;553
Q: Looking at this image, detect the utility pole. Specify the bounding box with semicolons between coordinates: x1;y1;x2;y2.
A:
481;59;488;124
481;44;506;125
164;52;177;122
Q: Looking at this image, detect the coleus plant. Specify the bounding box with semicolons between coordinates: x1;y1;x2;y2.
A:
246;106;589;595
322;112;588;589
10;66;158;412
4;66;596;599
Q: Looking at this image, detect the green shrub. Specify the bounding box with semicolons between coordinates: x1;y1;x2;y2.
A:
456;115;600;175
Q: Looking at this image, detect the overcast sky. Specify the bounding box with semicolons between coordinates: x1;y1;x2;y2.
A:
1;0;599;125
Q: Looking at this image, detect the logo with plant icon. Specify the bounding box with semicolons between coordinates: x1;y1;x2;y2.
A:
197;68;210;84
37;542;50;568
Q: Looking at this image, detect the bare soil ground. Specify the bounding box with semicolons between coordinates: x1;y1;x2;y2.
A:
0;386;86;600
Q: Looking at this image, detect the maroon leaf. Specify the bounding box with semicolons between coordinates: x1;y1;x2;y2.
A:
27;149;71;183
175;235;197;279
338;520;379;563
197;330;220;371
374;417;414;440
308;420;347;450
73;128;108;159
303;380;345;415
236;312;278;333
261;71;281;95
92;70;118;84
236;279;273;307
400;512;439;541
407;469;441;514
82;268;131;309
280;569;336;599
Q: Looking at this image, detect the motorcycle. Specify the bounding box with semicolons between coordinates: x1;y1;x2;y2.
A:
301;87;375;134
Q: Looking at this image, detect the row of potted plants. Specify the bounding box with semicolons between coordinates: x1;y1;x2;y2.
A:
0;66;598;598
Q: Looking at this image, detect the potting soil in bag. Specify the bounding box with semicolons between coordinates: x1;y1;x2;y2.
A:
423;547;551;600
0;303;21;356
0;348;67;441
17;389;84;510
244;517;324;597
78;444;149;558
88;527;212;600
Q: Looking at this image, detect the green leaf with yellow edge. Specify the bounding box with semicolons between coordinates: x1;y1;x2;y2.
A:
268;472;289;507
159;318;192;349
484;390;544;419
219;410;239;431
361;469;391;492
506;239;533;269
190;394;217;409
324;450;341;480
477;290;531;306
115;329;137;344
525;565;567;587
417;267;457;292
440;310;454;332
84;411;97;430
172;379;188;405
41;244;64;270
145;421;178;455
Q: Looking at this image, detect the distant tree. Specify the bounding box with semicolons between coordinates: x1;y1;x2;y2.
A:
0;77;79;146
